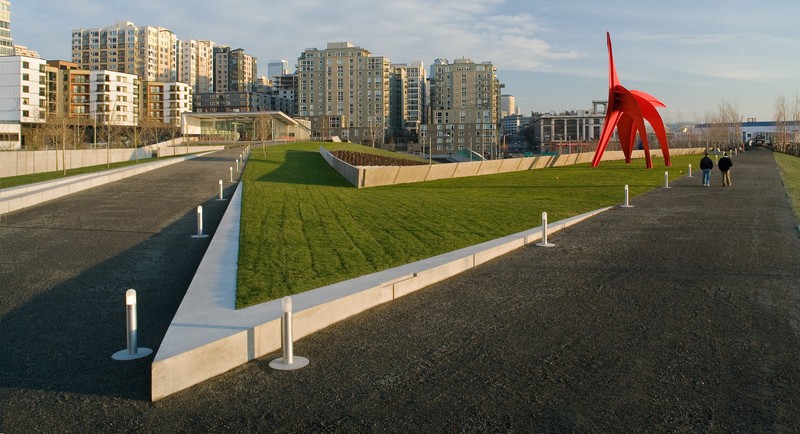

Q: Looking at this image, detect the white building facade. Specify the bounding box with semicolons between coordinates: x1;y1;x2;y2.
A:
90;70;139;127
0;56;47;149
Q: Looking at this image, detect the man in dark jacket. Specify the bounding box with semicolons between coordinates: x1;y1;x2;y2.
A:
699;152;714;187
718;152;733;186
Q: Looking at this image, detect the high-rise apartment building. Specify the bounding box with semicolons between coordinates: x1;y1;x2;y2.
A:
272;73;297;115
178;39;215;94
0;0;12;56
500;94;516;117
390;61;426;142
389;64;407;140
213;46;257;92
267;60;290;79
297;42;391;144
423;58;501;159
71;21;177;82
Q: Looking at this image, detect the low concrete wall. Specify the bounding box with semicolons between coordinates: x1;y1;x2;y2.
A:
319;146;363;187
322;147;706;188
0;148;152;179
0;154;202;215
0;137;224;179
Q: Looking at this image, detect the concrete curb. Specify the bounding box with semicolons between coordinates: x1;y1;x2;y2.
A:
150;182;613;400
0;154;205;215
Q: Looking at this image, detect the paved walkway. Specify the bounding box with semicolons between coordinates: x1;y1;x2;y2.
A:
0;147;244;401
1;146;799;432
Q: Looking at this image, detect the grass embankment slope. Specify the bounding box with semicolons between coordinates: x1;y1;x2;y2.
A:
236;141;701;308
775;152;800;220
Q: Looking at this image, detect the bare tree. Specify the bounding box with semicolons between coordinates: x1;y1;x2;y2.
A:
71;115;88;150
774;95;789;152
718;101;742;151
42;113;72;175
254;113;273;158
367;117;385;148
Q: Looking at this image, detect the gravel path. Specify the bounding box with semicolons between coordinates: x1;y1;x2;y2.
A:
2;146;799;432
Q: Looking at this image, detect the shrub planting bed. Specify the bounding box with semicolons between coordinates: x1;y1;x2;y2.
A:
331;150;428;167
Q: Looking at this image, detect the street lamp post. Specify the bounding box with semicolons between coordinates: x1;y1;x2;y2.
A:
428;134;432;165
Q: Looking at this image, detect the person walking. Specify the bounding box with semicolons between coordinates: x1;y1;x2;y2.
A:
719;152;733;186
700;152;714;187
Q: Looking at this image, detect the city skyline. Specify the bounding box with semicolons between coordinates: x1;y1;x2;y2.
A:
13;0;800;122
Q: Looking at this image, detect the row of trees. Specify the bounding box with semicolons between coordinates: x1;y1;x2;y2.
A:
773;94;800;154
20;112;180;174
698;101;743;151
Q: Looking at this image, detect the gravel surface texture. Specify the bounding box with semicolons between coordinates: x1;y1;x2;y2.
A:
1;146;799;433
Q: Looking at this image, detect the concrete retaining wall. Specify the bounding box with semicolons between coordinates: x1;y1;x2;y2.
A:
322;147;706;188
0;154;202;215
0;137;224;179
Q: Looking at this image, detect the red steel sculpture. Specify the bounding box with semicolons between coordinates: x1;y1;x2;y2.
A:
591;32;671;168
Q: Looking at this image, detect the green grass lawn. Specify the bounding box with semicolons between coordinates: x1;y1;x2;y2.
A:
236;141;700;308
0;156;177;189
775;152;800;220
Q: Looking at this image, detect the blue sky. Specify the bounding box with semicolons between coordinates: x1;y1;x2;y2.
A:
14;0;800;122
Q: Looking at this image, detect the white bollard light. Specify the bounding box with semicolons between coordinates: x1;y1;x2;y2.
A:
621;184;633;208
191;205;209;238
229;166;233;182
112;289;152;360
236;158;240;173
269;296;309;370
535;212;555;247
216;179;226;201
688;164;693;177
664;171;670;188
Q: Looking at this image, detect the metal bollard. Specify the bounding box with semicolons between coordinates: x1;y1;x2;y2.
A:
269;296;309;370
535;212;555;247
229;166;233;182
688;164;692;177
621;184;633;208
664;171;670;188
216;179;226;201
112;289;152;360
191;205;209;238
236;158;240;173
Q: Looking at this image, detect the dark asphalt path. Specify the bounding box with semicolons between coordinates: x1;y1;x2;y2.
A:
2;146;799;432
0;148;244;420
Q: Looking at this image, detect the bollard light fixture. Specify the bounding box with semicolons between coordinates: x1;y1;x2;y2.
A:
191;205;209;238
269;296;309;370
535;211;555;247
112;289;153;360
216;179;226;201
621;184;633;208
